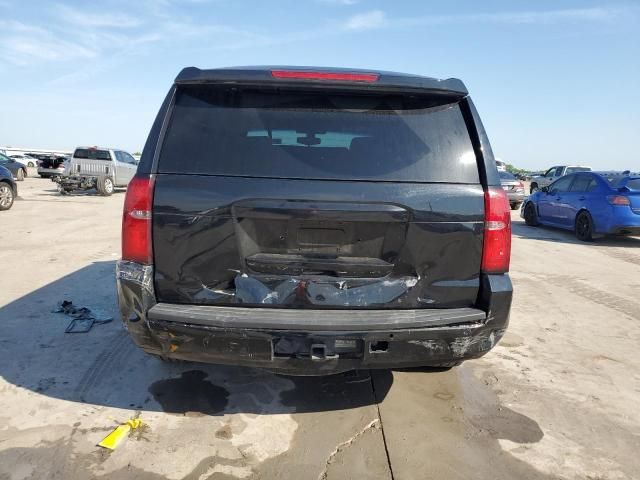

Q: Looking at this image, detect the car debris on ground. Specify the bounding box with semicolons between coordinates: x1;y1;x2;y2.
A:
97;417;145;450
54;300;113;333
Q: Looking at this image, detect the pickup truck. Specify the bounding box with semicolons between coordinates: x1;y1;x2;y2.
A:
116;66;513;375
530;166;591;194
55;147;138;195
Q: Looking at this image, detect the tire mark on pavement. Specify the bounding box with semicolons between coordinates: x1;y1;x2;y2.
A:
541;275;640;321
73;329;132;402
599;248;640;267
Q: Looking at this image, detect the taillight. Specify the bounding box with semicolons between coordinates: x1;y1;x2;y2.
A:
271;70;379;82
482;187;512;274
122;175;154;264
607;195;631;206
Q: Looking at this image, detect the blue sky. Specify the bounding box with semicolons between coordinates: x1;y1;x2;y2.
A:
0;0;638;170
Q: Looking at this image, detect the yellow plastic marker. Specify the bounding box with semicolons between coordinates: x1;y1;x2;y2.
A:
97;418;144;450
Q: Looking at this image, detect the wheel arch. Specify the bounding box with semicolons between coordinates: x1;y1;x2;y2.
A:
0;178;16;195
575;207;592;222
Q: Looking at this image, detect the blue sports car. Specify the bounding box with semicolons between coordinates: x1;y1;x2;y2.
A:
521;171;640;241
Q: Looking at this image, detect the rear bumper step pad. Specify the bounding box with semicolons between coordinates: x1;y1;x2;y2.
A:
147;304;486;331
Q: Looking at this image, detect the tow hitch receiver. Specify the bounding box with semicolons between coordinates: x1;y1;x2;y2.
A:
273;336;362;360
310;344;338;361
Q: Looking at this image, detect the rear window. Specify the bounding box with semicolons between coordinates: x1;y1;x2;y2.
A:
499;171;516;180
626;179;640;190
73;149;111;161
158;87;480;183
605;175;640;190
566;167;591;174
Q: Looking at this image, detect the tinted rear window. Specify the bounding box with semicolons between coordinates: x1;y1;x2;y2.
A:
626;179;640;190
566;167;591;174
158;87;479;183
499;171;516;180
604;175;640;190
74;149;111;160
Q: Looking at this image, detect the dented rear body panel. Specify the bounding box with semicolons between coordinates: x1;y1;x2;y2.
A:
153;177;484;309
117;66;512;374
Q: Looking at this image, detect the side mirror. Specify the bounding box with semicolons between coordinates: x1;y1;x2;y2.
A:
541;186;549;193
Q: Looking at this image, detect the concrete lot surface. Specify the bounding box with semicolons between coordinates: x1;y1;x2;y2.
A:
1;177;639;479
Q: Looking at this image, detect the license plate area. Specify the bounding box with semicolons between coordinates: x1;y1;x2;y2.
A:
273;335;364;360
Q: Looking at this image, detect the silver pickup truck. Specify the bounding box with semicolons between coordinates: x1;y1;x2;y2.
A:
529;165;591;194
55;147;138;195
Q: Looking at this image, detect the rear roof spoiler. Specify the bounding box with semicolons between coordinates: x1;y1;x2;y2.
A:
174;66;468;97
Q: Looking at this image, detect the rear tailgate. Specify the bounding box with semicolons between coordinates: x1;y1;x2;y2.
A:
152;83;485;309
72;148;112;176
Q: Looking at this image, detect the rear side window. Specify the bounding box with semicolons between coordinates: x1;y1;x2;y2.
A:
74;149;111;161
549;175;574;193
158;87;480;183
569;175;594;192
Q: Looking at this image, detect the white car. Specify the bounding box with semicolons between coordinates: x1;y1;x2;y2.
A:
9;154;38;168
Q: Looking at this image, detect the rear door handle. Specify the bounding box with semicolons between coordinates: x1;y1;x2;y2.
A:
578;196;586;201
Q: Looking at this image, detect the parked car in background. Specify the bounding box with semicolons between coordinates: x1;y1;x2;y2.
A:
9;154;38;168
0;164;17;211
117;66;513;375
0;152;27;181
499;171;526;210
522;171;640;241
529;165;591;194
55;146;138;195
37;155;68;178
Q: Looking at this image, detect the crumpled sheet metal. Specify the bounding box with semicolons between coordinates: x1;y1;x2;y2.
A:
231;274;418;307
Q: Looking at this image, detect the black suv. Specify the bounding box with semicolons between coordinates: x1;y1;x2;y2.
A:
117;66;512;375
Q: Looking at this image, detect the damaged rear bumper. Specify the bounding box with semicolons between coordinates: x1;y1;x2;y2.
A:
117;261;512;375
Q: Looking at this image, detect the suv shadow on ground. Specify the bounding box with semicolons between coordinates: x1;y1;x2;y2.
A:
512;218;640;248
0;261;392;416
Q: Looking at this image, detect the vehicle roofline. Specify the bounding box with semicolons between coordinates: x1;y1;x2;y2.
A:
73;146;131;152
173;66;468;95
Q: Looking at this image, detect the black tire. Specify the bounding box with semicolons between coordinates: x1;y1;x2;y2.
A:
530;183;538;194
16;169;25;181
147;352;185;363
97;177;114;196
510;202;521;211
575;211;594;242
400;361;463;372
431;361;462;369
0;181;15;211
39;174;49;179
523;202;539;226
27;161;35;168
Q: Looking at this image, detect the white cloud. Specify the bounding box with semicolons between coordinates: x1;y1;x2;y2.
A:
472;7;619;24
56;4;141;28
345;10;385;30
339;7;630;33
0;20;97;65
391;7;629;29
318;0;359;5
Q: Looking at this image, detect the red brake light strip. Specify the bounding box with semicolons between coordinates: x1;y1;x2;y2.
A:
271;70;379;83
